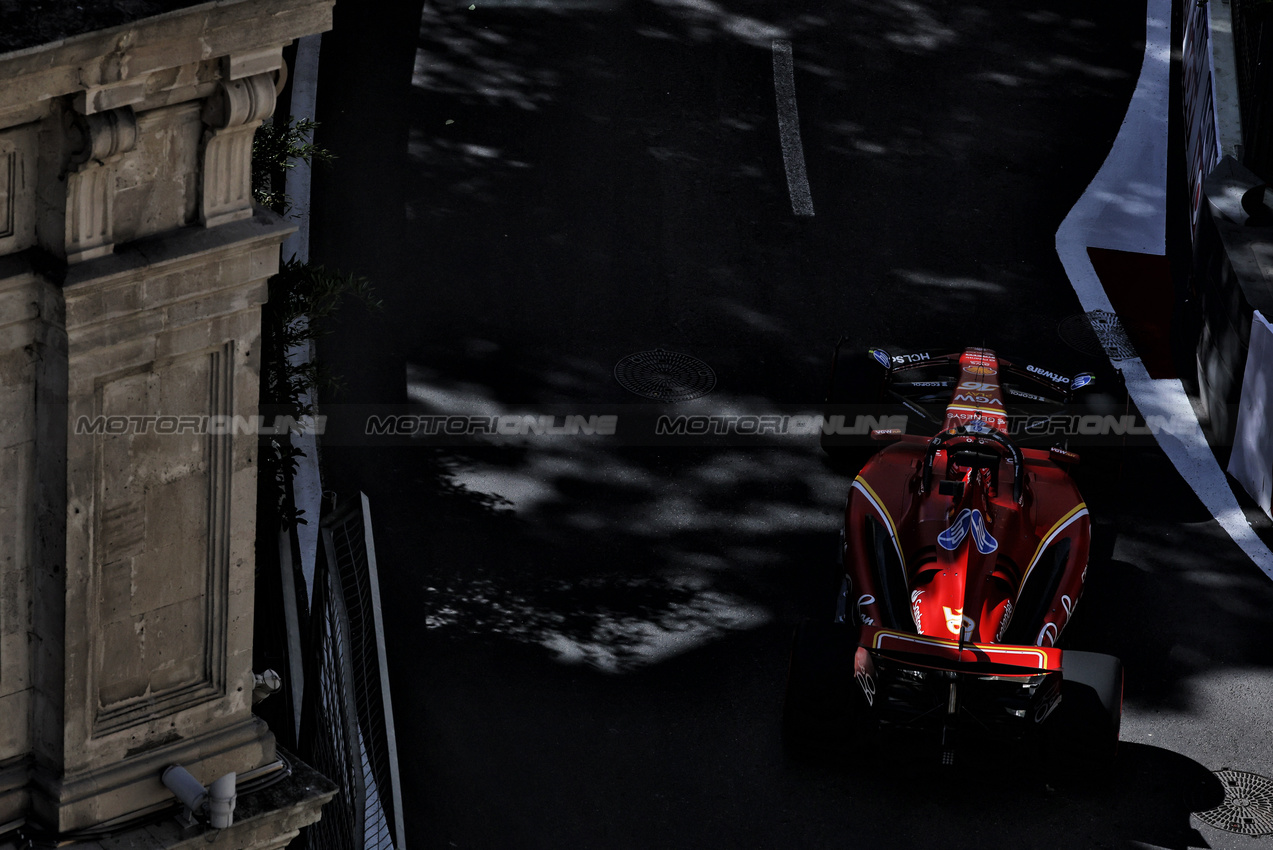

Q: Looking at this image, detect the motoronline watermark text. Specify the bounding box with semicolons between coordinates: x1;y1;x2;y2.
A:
71;409;1230;444
74;414;326;436
365;414;618;436
654;414;905;436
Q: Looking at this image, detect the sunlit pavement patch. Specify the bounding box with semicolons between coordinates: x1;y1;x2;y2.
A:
538;591;770;673
415;439;840;671
468;0;624;8
424;577;770;673
439;443;842;532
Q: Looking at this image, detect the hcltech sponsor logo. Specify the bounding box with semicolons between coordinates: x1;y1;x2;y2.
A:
365;414;618;436
654;414;907;436
75;414;326;436
892;352;931;364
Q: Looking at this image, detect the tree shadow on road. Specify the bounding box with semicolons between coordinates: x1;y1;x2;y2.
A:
308;0;1273;847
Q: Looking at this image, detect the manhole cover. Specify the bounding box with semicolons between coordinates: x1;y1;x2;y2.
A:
1193;770;1273;836
614;349;715;401
1058;310;1136;361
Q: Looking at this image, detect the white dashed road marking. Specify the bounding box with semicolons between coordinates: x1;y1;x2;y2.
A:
771;40;814;217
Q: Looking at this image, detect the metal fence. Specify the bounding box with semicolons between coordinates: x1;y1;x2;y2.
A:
1231;0;1273;181
296;493;405;850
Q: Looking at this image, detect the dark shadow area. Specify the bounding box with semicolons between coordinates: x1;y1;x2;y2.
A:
784;740;1223;850
310;0;426;411
0;0;213;53
304;0;1273;847
1063;442;1273;704
403;613;1226;849
314;0;1149;419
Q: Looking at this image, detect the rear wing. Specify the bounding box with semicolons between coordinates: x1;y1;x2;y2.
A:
859;624;1063;675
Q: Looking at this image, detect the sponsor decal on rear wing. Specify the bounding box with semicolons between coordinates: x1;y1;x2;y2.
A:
1011;364;1096;396
861;345;1094;387
866;348;966;372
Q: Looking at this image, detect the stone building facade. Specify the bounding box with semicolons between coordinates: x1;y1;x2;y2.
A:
0;1;337;845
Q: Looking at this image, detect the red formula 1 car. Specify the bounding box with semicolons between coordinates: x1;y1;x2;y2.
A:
784;345;1122;766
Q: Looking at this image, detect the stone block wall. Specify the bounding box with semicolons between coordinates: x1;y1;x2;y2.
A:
0;260;65;826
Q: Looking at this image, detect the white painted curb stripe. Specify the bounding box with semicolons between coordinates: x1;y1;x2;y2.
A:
772;40;814;217
1055;0;1273;579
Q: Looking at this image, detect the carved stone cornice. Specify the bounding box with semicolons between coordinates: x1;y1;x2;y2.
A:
202;73;277;131
200;73;276;228
59;105;139;263
66;105;137;167
0;0;334;132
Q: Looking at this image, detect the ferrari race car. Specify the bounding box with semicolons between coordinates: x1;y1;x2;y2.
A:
784;345;1123;766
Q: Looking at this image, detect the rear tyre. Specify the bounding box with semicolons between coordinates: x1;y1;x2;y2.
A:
1070;369;1134;496
1044;650;1122;774
821;339;890;468
782;619;862;759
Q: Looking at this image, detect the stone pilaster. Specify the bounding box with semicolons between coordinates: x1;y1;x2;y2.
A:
25;213;294;833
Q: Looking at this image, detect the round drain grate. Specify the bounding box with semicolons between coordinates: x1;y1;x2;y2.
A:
1194;770;1273;836
614;349;715;401
1058;310;1136;361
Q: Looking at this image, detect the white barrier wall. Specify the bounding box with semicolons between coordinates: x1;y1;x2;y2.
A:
1229;310;1273;519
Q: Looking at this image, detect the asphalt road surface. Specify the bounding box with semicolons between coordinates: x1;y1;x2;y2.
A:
308;1;1273;847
